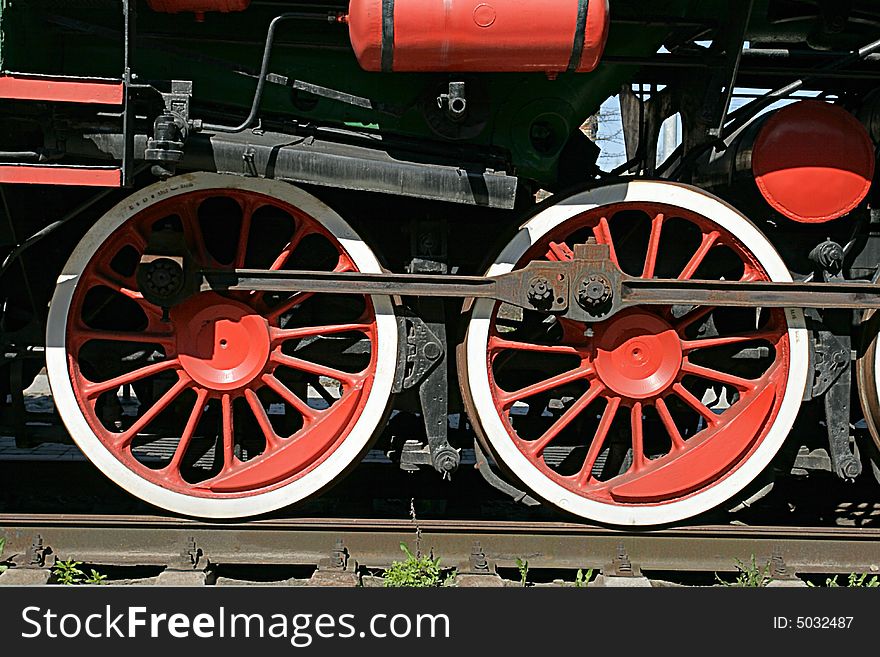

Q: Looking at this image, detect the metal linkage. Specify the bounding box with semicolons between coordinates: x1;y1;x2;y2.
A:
201;242;880;319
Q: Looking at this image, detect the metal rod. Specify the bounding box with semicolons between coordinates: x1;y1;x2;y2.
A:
724;36;880;135
202;268;880;310
201;13;302;134
621;279;880;309
202;269;500;298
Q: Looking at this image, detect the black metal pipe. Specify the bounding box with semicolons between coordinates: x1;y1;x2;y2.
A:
200;13;305;134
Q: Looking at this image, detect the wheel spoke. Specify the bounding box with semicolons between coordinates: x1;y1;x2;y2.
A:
253;222;318;308
654;396;686;451
629;402;646;473
269;322;372;345
672;382;720;426
680;330;779;352
221;393;235;470
679;230;719;280
83;358;181;398
681;359;757;390
244;388;281;449
92;271;142;301
124;226;148;251
268;221;313;271
234;201;254;268
592;216;619;266
642;213;664;278
266;258;355;322
489;335;583;357
271;351;357;385
675;305;716;335
575;397;620;487
178;197;218;267
72;326;175;349
115;375;191;447
88;268;167;327
497;364;594;407
261;373;319;423
526;381;605;456
165;387;208;474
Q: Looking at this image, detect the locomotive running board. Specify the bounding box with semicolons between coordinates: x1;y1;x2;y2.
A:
202;260;880;323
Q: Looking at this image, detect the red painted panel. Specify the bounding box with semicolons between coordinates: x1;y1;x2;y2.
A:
0;166;122;187
348;0;610;73
0;74;124;105
752;101;876;224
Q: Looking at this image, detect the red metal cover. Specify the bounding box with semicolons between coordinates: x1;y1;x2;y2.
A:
752;101;876;224
348;0;610;73
146;0;249;13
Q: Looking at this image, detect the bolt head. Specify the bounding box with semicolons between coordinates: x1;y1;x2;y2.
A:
577;273;612;309
527;276;554;307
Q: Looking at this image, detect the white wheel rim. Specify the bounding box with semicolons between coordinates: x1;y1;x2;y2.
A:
464;180;809;526
46;173;397;518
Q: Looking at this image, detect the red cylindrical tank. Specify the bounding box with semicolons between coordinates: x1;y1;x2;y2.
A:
751;101;876;224
347;0;610;73
146;0;250;13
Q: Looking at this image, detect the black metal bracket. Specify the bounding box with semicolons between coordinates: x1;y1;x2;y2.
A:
473;439;539;506
809;240;862;481
405;221;460;478
264;74;405;118
10;534;54;569
392;312;445;393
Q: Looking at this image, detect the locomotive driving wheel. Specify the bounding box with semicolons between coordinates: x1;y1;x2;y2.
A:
856;311;880;481
460;181;809;526
46;173;397;518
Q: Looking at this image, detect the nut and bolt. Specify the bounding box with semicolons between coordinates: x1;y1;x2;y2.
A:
143;258;184;298
527;276;554;308
577;273;613;309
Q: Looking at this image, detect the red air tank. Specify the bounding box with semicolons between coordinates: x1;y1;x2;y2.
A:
751;101;876;223
347;0;610;73
146;0;250;13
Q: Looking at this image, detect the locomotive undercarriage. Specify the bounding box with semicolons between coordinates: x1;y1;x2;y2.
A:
0;0;879;524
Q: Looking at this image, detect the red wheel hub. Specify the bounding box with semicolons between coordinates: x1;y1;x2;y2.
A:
171;293;270;391
593;312;681;399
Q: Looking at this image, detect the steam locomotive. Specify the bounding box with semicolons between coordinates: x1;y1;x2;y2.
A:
1;0;879;525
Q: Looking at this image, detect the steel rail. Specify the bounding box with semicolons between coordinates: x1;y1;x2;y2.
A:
2;514;879;574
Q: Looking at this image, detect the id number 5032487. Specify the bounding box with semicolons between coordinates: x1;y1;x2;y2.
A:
773;617;853;629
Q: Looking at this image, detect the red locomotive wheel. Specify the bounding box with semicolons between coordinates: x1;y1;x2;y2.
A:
461;181;809;525
47;173;397;518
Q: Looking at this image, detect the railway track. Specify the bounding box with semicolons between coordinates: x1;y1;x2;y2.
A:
2;514;879;583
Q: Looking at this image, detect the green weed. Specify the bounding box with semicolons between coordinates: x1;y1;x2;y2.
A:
383;543;456;588
52;559;107;585
574;568;594;587
716;555;772;587
809;573;880;588
516;557;529;587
